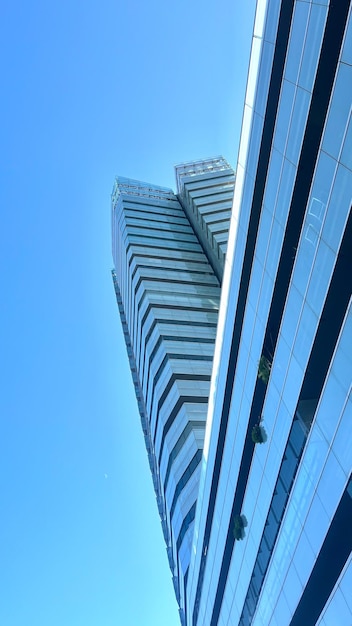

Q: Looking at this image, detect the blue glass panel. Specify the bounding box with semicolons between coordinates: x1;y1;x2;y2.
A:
264;149;283;221
293;301;318;368
341;12;352;65
275;157;296;227
265;218;285;280
264;0;281;44
321;164;352;253
256;41;275;118
285;1;310;84
316;372;347;442
323;63;352;160
332;400;352;477
286;87;311;165
298;5;328;92
320;587;352;623
294;530;316;586
274;79;295;155
341;113;352;171
316;451;347;522
306;242;335;318
339;560;352;611
302;426;328;485
284;565;303;613
303;493;330;556
247;113;264;178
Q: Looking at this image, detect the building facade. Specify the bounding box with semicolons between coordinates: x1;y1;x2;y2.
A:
111;160;235;622
175;157;236;282
186;0;352;625
111;1;352;624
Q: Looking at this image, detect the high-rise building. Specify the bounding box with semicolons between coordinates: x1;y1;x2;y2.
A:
111;1;352;624
175;158;235;282
186;1;352;625
111;158;235;621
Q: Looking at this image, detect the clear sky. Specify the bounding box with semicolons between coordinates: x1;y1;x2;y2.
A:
0;1;256;625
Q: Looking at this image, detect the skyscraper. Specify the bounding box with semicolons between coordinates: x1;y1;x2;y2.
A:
186;1;352;625
111;0;352;624
111;158;235;621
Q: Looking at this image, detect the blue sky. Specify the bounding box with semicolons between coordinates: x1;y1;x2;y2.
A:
0;1;255;624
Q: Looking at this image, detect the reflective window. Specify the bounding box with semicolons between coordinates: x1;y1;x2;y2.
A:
275;157;296;227
316;452;347;522
341;112;352;171
291;297;317;363
303;493;330;556
321;163;352;253
255;40;275;117
293;529;316;586
307;148;335;219
281;283;303;349
286;87;311;165
332;399;352;477
339;558;352;611
341;12;352;65
320;587;352;624
298;4;328;92
274;79;295;155
247;112;264;178
306;242;335;316
265;217;285;280
263;149;283;219
284;565;303;613
301;426;328;486
284;1;310;85
316;372;346;442
264;0;281;44
323;63;352;160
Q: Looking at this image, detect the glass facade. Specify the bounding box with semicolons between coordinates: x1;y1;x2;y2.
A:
111;167;235;623
175;157;236;282
185;1;352;625
111;2;352;624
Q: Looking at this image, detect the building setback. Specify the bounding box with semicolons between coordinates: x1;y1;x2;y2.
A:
111;1;352;624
